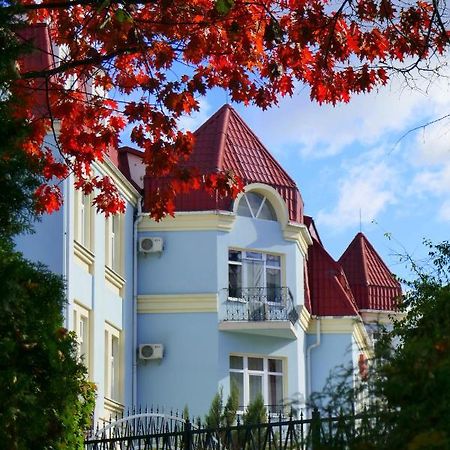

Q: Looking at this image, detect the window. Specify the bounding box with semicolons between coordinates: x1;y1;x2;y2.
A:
229;355;284;413
72;303;90;371
105;214;122;273
104;324;121;402
237;192;276;221
74;190;93;249
228;250;282;301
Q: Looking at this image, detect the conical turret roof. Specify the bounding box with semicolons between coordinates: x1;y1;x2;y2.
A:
145;104;304;221
339;233;401;311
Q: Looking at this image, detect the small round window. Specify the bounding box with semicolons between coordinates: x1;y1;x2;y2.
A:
237;192;277;221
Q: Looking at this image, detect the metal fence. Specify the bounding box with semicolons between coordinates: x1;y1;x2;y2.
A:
85;408;384;450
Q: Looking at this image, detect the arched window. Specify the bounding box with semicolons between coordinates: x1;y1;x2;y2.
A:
237;192;277;221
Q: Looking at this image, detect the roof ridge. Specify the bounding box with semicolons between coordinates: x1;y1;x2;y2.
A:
226;107;297;187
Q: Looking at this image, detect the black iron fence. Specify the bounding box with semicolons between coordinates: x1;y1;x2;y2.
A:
85;408;385;450
224;287;298;324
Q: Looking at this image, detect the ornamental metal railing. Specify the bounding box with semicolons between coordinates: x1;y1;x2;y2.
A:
224;287;299;324
85;407;389;450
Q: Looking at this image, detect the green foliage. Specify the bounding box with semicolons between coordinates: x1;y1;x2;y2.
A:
242;395;266;426
223;381;239;426
205;389;223;429
205;383;239;429
0;240;95;449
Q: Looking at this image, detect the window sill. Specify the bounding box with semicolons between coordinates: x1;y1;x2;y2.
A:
105;265;125;296
104;397;124;418
74;240;94;272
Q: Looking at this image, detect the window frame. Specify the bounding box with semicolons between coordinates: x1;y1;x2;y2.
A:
72;302;91;375
228;249;282;302
104;323;122;403
74;189;93;250
229;354;285;413
105;213;123;274
237;192;277;221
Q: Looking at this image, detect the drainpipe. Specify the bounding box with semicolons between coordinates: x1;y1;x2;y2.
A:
62;176;71;329
132;199;143;407
306;317;321;405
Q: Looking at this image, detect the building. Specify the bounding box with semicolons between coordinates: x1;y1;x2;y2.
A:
18;27;401;423
130;105;401;417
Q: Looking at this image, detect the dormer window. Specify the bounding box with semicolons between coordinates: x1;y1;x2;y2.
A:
237;192;277;221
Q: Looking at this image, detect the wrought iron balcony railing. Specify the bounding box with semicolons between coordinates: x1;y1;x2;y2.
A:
224;287;299;324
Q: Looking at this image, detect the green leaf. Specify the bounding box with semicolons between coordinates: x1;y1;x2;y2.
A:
215;0;235;16
115;8;132;23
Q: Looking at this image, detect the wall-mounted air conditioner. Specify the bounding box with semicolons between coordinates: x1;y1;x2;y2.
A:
139;237;164;253
138;343;164;360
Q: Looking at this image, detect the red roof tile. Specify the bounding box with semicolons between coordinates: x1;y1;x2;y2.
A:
339;233;401;311
307;237;360;317
143;104;304;222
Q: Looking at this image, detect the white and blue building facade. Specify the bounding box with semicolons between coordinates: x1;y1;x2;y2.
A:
18;103;401;422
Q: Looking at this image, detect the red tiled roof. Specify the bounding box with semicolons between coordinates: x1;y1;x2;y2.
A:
144;104;304;222
106;146;144;192
338;232;401;311
16;24;54;116
307;237;360;317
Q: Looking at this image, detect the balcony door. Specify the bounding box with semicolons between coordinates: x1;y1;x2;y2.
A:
228;250;281;302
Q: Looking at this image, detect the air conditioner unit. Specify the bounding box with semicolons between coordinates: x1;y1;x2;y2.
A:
138;343;164;360
139;237;163;253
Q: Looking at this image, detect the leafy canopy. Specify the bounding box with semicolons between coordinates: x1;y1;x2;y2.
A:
7;0;450;218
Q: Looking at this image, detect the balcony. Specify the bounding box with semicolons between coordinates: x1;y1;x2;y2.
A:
219;287;300;339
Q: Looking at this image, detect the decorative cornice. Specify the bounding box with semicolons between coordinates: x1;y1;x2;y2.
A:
93;157;141;206
298;305;311;332
138;293;218;313
74;240;95;270
308;316;373;357
105;265;126;296
353;320;373;358
308;316;357;333
359;309;406;324
282;222;312;257
139;212;235;232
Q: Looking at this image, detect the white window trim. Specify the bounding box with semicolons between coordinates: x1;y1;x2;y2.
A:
229;354;285;413
105;214;123;275
72;302;91;376
74;189;94;251
104;323;122;404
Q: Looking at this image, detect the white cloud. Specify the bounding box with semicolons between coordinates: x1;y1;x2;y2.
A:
237;66;450;159
316;150;398;230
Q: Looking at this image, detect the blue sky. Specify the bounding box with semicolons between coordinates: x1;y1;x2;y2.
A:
176;74;450;282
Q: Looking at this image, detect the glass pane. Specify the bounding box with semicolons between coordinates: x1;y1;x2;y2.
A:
248;357;263;371
267;268;281;301
230;355;243;370
228;264;242;297
237;196;253;217
246;192;264;216
229;250;242;262
245;251;263;260
249;375;263;403
230;372;244;408
246;260;264;289
266;254;281;267
268;375;283;408
268;359;282;373
257;198;277;221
